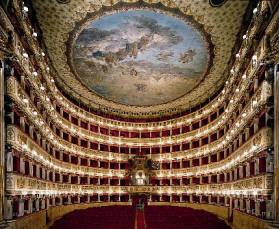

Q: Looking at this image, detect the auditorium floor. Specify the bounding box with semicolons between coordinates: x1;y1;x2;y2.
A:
47;205;231;229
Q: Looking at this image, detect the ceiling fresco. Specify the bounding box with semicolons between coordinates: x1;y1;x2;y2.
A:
32;0;250;117
73;10;209;106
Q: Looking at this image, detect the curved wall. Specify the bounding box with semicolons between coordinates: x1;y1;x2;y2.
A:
1;1;278;229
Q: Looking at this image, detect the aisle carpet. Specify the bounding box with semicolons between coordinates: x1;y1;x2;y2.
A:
136;210;146;229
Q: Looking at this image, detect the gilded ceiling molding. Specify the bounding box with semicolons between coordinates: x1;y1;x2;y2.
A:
32;0;250;118
66;1;214;107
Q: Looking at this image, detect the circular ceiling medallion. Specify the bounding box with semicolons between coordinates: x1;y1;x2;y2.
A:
71;7;211;106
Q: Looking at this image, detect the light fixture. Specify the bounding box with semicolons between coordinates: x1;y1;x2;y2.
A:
242;74;246;79
23;53;28;58
225;81;229;85
41;52;45;56
32;32;38;37
23;98;28;103
242;34;247;39
33;111;38;116
32;72;38;77
230;69;234;73
50;79;55;83
23;6;29;12
253;8;258;14
236;53;240;58
235;88;239;93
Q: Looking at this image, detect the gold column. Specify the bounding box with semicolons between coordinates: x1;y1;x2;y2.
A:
0;59;5;222
0;4;17;223
274;64;279;220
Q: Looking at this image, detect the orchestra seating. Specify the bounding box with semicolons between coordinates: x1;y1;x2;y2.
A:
145;206;230;229
49;206;135;229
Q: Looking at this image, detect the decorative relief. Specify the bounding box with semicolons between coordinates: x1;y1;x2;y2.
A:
9;74;271;159
0;7;15;59
69;5;212;107
6;174;15;191
31;0;250;117
17;177;25;189
7;49;261;131
264;11;279;63
6;126;15;142
7;172;273;196
6;77;16;96
265;175;273;190
8;123;272;176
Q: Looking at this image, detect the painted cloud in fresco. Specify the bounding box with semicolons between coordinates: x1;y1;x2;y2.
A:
73;10;208;106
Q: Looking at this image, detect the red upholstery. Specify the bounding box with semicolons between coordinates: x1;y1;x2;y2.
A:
50;206;135;229
145;206;230;229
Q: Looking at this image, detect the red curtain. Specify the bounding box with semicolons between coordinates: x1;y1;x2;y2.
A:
210;133;217;142
259;157;266;173
13;156;20;172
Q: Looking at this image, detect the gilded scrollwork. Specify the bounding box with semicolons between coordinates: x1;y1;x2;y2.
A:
28;0;250;118
2;3;276;223
7;122;272;177
0;7;15;59
6;172;273;197
8;72;272;165
6;126;15;142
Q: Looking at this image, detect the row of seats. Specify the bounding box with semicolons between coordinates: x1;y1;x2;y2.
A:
50;206;135;229
50;205;230;229
144;206;230;229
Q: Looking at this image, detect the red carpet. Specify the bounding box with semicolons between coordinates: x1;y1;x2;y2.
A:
137;210;146;229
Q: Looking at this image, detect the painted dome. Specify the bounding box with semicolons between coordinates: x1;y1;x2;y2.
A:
72;10;209;106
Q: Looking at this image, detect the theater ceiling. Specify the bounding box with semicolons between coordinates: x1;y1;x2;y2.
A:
32;0;250;116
